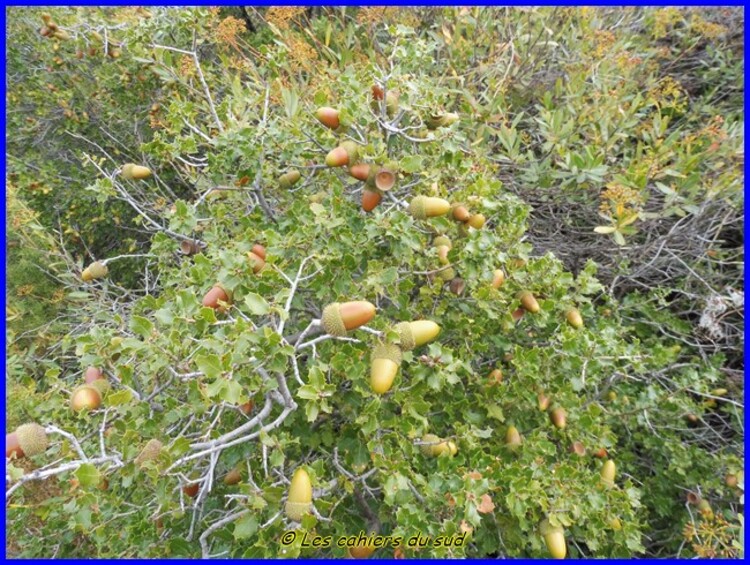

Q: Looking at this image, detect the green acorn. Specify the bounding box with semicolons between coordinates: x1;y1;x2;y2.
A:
370;342;403;394
394;321;441;351
279;170;301;189
409;196;451;219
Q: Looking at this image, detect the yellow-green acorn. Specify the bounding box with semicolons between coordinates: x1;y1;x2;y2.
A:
601;459;616;486
439;267;456;281
279;170;301;189
285;468;313;521
549;407;567;429
370;342;402;394
468;214;486;229
81;261;108;282
505;426;522;450
70;385;102;412
120;163;152;180
408;196;451;219
394;321;440;351
518;291;540;313
14;423;49;457
426;112;459;130
321;301;376;337
566;308;583;329
540;518;567;559
492;269;505;289
420;433;457;457
135;439;163;468
433;236;452;249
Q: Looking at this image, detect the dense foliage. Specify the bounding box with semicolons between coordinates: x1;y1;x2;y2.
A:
5;7;744;558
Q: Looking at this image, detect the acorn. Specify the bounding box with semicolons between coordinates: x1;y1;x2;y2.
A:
202;284;232;311
362;188;382;212
239;398;254;415
385;91;399;117
135;439;163;468
512;308;525;322
537;392;550;411
394;320;440;351
437;245;450;265
449;277;465;296
489;369;503;384
6;423;49;459
249;244;266;260
52;29;70;41
540;518;566;559
70;385;102;412
279;170;301;189
247;251;266;274
726;474;738;488
569;441;586;457
491;269;505;289
549;407;566;429
120;163;152;180
315;107;340;130
468;214;486;229
565;308;583;329
325;141;359;167
224;468;242;486
505;426;522;449
439;267;456;281
593;448;608;459
600;459;616;486
409;196;451;219
420;433;457;457
371;84;384;100
370;342;402;394
349;163;371;182
39;26;51;37
84;366;103;384
518;291;540;313
285;468;313;521
321;301;376;336
433;236;452;249
451;204;471;223
426;112;459;130
698;499;713;518
374;167;396;191
183;482;200;498
348;542;376;559
81;261;108;282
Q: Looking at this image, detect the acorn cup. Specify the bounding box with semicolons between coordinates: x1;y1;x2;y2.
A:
449;277;466;296
179;239;203;256
570;441;586;457
279;169;301;189
409;196;451;219
518;291;540;314
505;426;523;450
394;320;440;351
135;439;163;468
370;342;402;394
565;308;584;329
70;385;102;412
325;140;360;168
361;188;382;212
202;284;233;312
315;107;340;130
285;468;313;521
120;163;152;180
420;433;457;457
540;518;567;559
349;163;371;182
374;167;396;191
6;423;49;459
81;261;108;282
439;267;456;281
491;269;505;289
321;301;376;336
425;112;459;130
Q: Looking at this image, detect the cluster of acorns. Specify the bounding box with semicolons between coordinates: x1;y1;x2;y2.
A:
319;300;441;395
201;244;266;312
70;366;110;412
38;12;70;41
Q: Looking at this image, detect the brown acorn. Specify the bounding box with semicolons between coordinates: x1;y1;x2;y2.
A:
362;188;382;212
491;269;505;289
725;474;738;488
518;291;540;314
372;84;384;100
321;301;377;336
549;407;566;429
180;239;202;256
223;468;242;486
202;284;232;311
183;482;200;498
451;204;471;223
593;447;608;459
247;252;265;273
70;385;102;412
489;369;503;384
84;366;103;384
349;163;371;182
511;308;526;322
239;398;254;415
279;170;301;189
315;107;340;130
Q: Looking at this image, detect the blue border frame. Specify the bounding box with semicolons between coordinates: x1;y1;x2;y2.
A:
2;2;746;562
